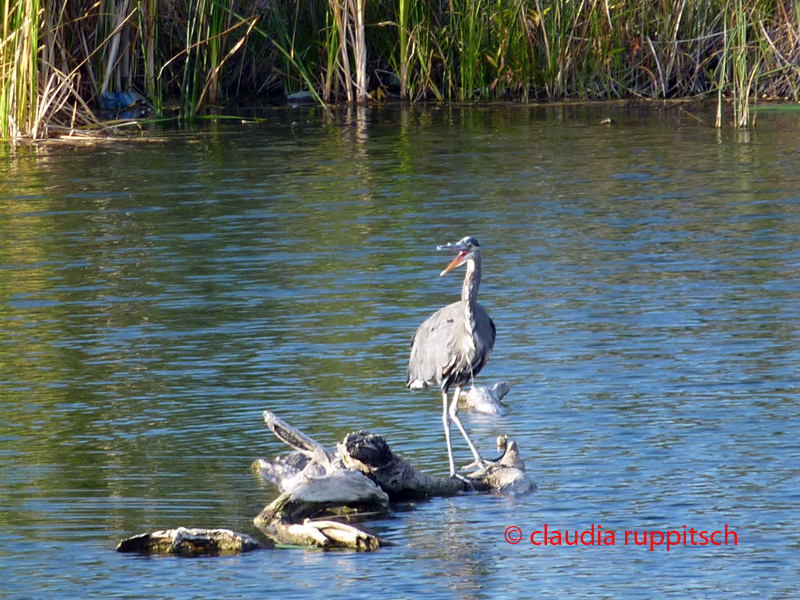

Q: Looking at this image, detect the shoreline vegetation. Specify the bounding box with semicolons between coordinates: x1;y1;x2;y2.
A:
2;0;800;141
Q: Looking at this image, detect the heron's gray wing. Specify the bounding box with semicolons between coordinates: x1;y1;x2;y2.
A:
478;304;496;351
470;303;496;377
406;302;462;389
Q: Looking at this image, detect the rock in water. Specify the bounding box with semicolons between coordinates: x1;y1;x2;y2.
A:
286;90;314;104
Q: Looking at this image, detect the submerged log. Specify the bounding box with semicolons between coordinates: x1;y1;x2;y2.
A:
116;527;265;556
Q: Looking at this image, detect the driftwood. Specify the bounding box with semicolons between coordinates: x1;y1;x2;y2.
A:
116;527;265;556
117;407;535;555
460;381;511;415
257;411;534;498
251;411;535;549
256;516;382;551
341;429;534;496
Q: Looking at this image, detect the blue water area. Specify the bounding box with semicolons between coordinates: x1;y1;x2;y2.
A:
0;104;798;599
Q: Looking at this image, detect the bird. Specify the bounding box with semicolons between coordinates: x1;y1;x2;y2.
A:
406;236;496;477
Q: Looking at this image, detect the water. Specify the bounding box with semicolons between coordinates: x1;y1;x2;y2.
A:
1;104;799;598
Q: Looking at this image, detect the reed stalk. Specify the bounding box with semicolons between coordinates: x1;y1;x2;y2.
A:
323;8;338;101
398;0;411;98
100;0;131;94
717;11;728;129
1;0;40;139
329;0;352;101
457;0;486;100
352;0;367;101
139;0;161;113
180;0;206;118
731;0;749;127
326;0;367;102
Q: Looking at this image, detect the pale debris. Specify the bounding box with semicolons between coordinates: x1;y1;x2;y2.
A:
116;527;263;555
459;381;511;415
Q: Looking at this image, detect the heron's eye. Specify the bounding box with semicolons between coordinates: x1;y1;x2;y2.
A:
468;243;474;250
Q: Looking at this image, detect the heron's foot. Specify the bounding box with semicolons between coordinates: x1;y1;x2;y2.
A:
460;458;494;475
450;472;474;485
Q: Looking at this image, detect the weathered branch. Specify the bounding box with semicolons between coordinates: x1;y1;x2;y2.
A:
263;518;380;551
339;429;535;497
263;410;334;473
116;527;265;556
254;469;390;525
337;430;466;498
251;410;535;549
460;381;511;415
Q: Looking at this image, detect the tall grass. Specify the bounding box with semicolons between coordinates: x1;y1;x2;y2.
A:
4;0;800;139
2;0;106;140
1;0;40;139
457;0;486;100
327;0;368;102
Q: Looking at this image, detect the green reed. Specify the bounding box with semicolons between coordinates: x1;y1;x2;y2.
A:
399;0;440;100
139;0;161;113
1;0;40;139
5;0;800;140
180;0;214;118
457;0;486;100
397;0;412;97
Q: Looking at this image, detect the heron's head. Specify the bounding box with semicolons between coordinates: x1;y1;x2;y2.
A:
437;236;481;276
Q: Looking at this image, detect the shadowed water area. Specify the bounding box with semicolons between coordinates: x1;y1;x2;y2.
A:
1;105;799;598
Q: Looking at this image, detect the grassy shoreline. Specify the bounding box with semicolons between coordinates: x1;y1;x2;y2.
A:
3;0;800;140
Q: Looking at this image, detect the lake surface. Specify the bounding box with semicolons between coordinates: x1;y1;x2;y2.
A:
1;104;799;599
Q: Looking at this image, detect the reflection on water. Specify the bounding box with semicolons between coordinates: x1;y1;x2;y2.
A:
1;105;799;598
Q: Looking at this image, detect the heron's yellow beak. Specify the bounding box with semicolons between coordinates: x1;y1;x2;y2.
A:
440;251;468;276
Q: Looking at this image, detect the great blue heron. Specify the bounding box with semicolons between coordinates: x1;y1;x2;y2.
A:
406;236;496;477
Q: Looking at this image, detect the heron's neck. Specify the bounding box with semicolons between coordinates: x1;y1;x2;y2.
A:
461;255;481;305
461;254;481;345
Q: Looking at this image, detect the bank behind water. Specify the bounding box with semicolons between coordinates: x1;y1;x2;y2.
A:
3;0;800;139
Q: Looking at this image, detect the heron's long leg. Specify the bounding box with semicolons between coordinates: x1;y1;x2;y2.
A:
442;389;456;477
448;385;486;470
